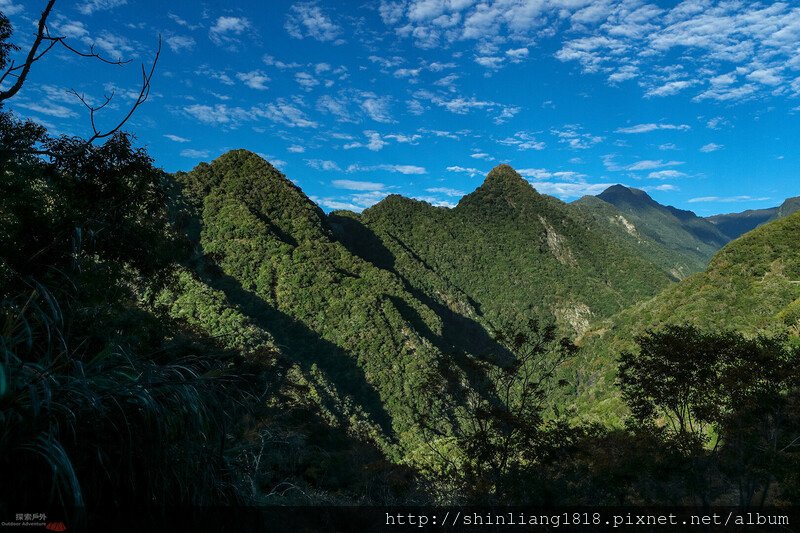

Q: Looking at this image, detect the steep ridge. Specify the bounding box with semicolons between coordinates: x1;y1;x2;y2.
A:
573;194;697;280
173;150;517;464
706;195;800;240
355;166;674;337
578;185;729;274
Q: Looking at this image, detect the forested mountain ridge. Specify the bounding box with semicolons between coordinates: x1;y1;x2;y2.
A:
575;209;800;422
355;165;674;336
171;156;695;454
707;195;800;240
173;150;541;469
575;184;729;277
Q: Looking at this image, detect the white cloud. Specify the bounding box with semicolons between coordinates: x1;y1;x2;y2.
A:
166;35;195;53
705;116;729;130
689;195;770;203
195;65;235;86
52;19;89;39
616;123;691;134
236;70;270;90
603;154;684;172
369;55;405;69
89;31;135;59
15;101;77;118
295;72;319;90
506;47;529;60
347;164;427;175
700;143;723;152
447;165;484;177
497;131;545;151
517;168;587;182
164;134;190;142
180;148;210;158
285;2;342;42
360;95;393;123
260;99;318;128
626;159;683;171
316;94;354;122
306;159;341;171
384;133;422;144
380;1;800;101
77;0;126;15
647;169;686;179
343;131;388;151
332;179;385;191
426;187;465;197
394;68;422;79
552;124;603;149
183;104;250;125
533;181;618;199
0;0;24;15
645;79;699;97
287;145;305;153
645;184;679;192
209;16;252;47
494;105;520;124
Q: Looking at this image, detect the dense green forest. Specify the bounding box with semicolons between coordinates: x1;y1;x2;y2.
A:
1;8;800;519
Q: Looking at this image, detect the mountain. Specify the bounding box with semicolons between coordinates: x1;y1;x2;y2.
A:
170;158;683;446
351;165;674;336
171;153;800;465
575;185;729;277
707;196;800;240
173;151;546;469
576;210;800;421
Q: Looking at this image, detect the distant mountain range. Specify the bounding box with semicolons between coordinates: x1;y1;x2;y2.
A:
705;196;800;240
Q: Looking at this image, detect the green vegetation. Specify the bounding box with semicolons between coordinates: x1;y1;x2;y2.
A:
356;167;673;335
576;184;729;277
2;13;799;516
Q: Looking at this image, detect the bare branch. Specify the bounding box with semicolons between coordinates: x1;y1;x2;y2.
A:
0;0;57;101
0;0;132;102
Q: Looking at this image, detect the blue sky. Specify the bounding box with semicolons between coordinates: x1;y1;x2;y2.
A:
4;0;800;215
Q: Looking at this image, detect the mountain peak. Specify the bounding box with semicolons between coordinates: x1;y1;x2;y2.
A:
598;184;653;205
482;164;530;190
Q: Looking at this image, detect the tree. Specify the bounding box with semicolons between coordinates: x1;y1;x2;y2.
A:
0;0;160;156
414;317;576;503
618;325;800;505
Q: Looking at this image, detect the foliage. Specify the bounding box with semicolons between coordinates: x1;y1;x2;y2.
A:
618;326;800;505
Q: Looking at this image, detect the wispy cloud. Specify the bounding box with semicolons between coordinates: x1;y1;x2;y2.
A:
78;0;126;15
285;2;342;42
347;164;426;175
209;16;252;48
700;143;723;153
180;148;210;158
616;123;690;134
689;195;770;203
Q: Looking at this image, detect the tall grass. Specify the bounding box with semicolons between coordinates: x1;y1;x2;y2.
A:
0;277;257;512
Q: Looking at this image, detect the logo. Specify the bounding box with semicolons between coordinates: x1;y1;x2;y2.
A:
45;522;67;532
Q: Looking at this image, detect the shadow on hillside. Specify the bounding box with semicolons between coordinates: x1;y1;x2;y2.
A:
197;259;397;442
329;214;517;408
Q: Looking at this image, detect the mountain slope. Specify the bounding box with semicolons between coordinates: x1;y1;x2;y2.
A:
355;166;673;336
573;194;699;280
576;210;800;421
174;150;523;464
706;195;800;240
578;185;729;274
